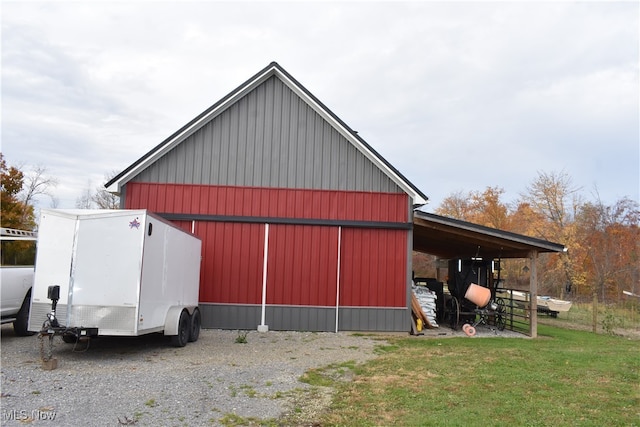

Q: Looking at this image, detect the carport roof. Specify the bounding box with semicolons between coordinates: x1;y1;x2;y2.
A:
413;210;566;259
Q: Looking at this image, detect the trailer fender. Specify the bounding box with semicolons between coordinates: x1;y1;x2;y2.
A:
164;306;196;336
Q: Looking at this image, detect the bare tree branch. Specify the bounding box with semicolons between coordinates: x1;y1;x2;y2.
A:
92;170;120;209
20;164;59;207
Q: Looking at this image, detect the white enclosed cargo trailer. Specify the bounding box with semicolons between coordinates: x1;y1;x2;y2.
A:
28;209;202;347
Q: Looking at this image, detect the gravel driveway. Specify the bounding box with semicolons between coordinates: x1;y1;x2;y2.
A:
1;325;379;426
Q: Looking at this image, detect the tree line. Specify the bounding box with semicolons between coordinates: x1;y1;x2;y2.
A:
423;170;639;308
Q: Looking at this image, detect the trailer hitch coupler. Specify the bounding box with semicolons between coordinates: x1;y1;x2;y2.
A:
47;285;60;328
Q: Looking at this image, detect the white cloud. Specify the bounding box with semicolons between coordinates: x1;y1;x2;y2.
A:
515;67;638;124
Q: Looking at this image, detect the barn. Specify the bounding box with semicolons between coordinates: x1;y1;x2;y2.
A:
106;62;564;335
106;62;427;333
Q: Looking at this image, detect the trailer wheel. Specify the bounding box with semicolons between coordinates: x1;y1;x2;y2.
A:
189;309;201;342
447;296;460;330
171;310;190;347
62;333;77;344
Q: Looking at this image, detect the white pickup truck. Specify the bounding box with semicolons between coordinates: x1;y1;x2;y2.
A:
1;227;37;336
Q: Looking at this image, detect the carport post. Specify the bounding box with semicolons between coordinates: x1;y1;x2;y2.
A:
529;250;538;338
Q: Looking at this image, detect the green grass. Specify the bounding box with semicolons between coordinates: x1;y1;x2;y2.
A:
301;361;359;387
234;330;248;344
218;413;277;426
313;326;639;426
239;384;258;398
144;398;157;408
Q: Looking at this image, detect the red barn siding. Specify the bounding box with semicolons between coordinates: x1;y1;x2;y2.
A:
267;225;338;306
196;221;264;304
126;183;409;223
169;220;193;234
126;182;410;309
340;228;407;307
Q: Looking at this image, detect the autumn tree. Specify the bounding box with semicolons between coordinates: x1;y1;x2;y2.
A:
434;186;516;285
518;170;582;299
0;153;35;230
435;186;509;229
435;190;473;221
520;170;582;237
1;154;60;230
576;196;640;331
509;202;546;239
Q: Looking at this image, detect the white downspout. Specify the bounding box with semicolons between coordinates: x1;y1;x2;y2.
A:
335;226;342;333
258;223;270;332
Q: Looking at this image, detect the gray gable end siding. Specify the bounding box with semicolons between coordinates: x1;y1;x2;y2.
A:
132;76;404;194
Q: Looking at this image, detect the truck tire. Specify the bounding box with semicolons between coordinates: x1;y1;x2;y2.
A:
171;310;190;347
13;293;35;337
189;308;201;343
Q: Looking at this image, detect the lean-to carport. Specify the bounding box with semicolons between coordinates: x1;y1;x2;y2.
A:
412;210;566;337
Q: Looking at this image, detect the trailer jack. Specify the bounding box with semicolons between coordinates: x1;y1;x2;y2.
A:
38;285;98;370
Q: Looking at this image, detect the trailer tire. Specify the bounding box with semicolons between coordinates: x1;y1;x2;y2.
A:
171;310;190;347
62;333;77;344
189;309;201;343
13;292;35;337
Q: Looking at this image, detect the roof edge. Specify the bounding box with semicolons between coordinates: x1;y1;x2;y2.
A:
414;210;566;253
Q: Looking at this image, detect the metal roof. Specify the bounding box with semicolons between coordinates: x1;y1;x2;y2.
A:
413;210;566;259
105;62;428;205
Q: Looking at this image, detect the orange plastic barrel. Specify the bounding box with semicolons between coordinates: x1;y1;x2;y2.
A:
465;283;491;307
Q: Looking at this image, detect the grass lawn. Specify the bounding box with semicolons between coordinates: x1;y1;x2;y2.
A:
538;303;640;338
302;325;639;426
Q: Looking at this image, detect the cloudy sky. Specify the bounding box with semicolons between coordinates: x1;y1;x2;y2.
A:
2;1;638;211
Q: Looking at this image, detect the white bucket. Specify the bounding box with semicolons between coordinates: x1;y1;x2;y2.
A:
465;283;491;307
